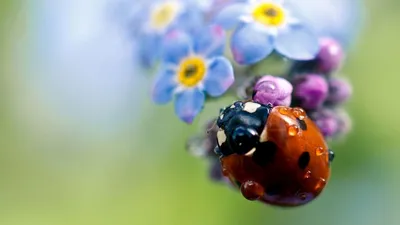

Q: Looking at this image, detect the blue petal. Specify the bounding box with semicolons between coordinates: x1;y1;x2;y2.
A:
230;23;274;65
174;6;205;35
286;0;364;48
174;88;205;124
275;24;320;60
152;68;177;104
193;25;226;58
162;30;192;65
204;57;234;97
138;33;161;68
214;3;247;30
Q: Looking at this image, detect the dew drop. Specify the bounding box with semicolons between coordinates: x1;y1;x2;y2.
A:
299;193;307;201
315;147;326;156
241;180;264;201
304;170;312;179
278;107;289;115
257;81;277;94
222;167;229;176
293;108;306;120
315;178;327;191
288;125;300;136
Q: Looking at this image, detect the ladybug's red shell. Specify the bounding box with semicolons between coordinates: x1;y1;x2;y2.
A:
220;106;331;207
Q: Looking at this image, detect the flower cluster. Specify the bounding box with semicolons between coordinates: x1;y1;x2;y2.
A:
245;37;353;140
124;0;361;186
289;37;353;139
129;0;335;123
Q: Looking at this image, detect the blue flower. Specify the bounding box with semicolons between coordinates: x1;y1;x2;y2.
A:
286;0;365;48
152;25;234;124
134;0;204;68
215;0;320;64
197;0;246;19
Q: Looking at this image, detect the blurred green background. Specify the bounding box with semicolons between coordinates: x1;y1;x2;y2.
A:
1;0;400;224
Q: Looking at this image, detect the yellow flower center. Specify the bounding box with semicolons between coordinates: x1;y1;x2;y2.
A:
149;2;180;30
177;56;207;87
252;3;285;27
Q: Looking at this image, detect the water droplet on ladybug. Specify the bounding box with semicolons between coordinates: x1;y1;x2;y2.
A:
315;178;327;191
299;193;307;201
222;167;229;176
241;180;264;201
293;108;306;120
279;107;289;115
288;125;300;136
315;147;325;156
304;170;312;179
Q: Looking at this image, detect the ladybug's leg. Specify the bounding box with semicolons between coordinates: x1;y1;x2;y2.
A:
240;180;265;201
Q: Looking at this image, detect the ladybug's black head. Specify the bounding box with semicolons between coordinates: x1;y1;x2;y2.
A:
215;101;272;157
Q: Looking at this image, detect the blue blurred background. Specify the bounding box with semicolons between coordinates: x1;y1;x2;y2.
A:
1;0;399;224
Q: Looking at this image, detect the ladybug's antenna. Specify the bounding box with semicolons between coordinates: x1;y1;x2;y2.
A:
206;119;218;135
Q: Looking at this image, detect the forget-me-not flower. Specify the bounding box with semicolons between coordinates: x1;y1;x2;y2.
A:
152;25;234;123
215;0;320;64
135;0;204;68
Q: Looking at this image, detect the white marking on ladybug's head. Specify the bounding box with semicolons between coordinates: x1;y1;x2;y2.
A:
243;102;261;113
217;129;227;145
260;128;269;142
230;104;236;109
245;147;256;156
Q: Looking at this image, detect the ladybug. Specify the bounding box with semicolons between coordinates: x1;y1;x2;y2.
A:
215;100;334;207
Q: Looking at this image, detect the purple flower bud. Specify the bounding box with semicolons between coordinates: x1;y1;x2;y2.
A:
288;37;345;75
310;109;339;138
316;37;345;74
292;74;329;110
336;109;352;138
326;77;353;105
310;108;352;139
253;75;293;107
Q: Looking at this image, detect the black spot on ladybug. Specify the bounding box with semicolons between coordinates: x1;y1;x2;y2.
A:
298;152;310;169
265;185;281;196
328;149;335;163
252;141;278;166
297;118;307;130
